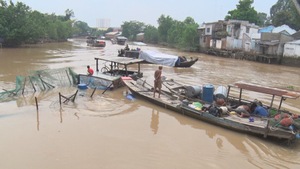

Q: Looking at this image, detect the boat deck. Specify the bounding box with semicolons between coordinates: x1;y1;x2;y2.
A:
224;115;268;128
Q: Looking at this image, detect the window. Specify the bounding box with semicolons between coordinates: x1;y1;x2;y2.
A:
246;27;250;33
206;28;211;34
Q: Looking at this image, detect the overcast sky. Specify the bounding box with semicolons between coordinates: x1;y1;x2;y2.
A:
13;0;278;27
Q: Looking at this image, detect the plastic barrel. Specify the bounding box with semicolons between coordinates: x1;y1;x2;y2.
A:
185;86;202;98
202;84;214;103
214;86;227;99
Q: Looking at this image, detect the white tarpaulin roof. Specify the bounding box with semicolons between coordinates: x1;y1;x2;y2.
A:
139;50;178;66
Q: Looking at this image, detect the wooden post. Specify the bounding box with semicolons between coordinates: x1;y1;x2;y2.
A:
28;76;36;92
22;77;26;95
71;90;78;102
65;69;71;85
59;92;62;107
102;83;113;94
95;58;99;72
35;97;38;111
90;87;97;98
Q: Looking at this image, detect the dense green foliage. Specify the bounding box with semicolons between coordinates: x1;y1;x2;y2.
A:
143;25;159;44
2;0;298;51
0;0;73;47
121;21;145;41
121;15;199;51
225;0;268;26
270;0;300;30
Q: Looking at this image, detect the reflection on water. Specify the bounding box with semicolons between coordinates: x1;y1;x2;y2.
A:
150;109;159;134
0;39;300;169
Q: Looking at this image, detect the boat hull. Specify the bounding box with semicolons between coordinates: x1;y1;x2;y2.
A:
122;78;299;142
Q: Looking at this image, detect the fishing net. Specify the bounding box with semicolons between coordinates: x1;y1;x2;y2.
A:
0;67;78;102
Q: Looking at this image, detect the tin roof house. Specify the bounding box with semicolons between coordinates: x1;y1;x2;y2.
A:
225;20;260;51
198;20;260;52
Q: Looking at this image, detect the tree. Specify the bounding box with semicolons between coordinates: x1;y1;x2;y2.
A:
144;25;159;44
157;15;174;43
292;0;300;15
64;9;74;21
73;21;90;37
270;0;300;30
121;21;145;41
0;0;75;46
225;0;261;25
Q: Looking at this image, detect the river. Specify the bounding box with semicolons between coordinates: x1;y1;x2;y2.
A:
0;39;300;169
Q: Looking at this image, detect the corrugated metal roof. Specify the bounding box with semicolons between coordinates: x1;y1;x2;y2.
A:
272;25;296;35
285;39;300;45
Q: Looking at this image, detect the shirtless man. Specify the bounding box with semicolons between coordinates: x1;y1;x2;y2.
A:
153;66;163;98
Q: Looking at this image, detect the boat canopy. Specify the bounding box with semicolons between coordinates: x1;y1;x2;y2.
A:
139;50;179;67
233;82;300;99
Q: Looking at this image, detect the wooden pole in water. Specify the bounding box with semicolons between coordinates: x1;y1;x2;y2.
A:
102;83;113;94
36;98;39;131
59;92;62;108
90;87;97;98
35;97;38;111
65;69;71;85
71;90;78;102
22;77;26;95
29;76;36;92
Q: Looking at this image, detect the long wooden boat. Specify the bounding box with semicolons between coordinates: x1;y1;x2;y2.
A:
116;36;127;45
86;36;106;47
122;77;300;143
122;77;183;112
119;50;198;68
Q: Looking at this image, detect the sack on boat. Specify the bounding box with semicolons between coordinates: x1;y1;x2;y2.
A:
280;117;293;127
274;113;290;121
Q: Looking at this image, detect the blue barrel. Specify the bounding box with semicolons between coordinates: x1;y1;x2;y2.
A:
202;84;214;103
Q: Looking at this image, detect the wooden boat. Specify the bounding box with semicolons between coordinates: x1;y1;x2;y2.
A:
78;57;144;91
86;36;106;47
122;77;300;143
116;36;127;45
119;50;198;67
122;77;183;113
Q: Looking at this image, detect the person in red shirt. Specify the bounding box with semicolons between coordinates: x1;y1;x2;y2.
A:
87;65;94;76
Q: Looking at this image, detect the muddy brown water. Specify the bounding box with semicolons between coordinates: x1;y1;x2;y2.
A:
0;39;300;169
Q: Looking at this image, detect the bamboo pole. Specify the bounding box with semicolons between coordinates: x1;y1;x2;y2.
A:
22;77;26;95
28;76;36;92
59;92;62;108
35;97;39;111
65;69;71;85
90;87;97;98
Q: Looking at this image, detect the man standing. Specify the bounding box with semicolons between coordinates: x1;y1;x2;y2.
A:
87;65;94;76
153;66;163;98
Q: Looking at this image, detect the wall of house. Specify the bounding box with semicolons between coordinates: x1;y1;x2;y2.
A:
284;43;300;58
261;33;280;41
226;37;242;50
205;24;213;36
216;40;222;49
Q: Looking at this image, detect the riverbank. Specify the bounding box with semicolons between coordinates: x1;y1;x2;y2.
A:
203;48;300;68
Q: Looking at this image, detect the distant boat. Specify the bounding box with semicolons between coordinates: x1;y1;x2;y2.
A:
119;49;198;67
86;36;106;47
116;36;127;45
